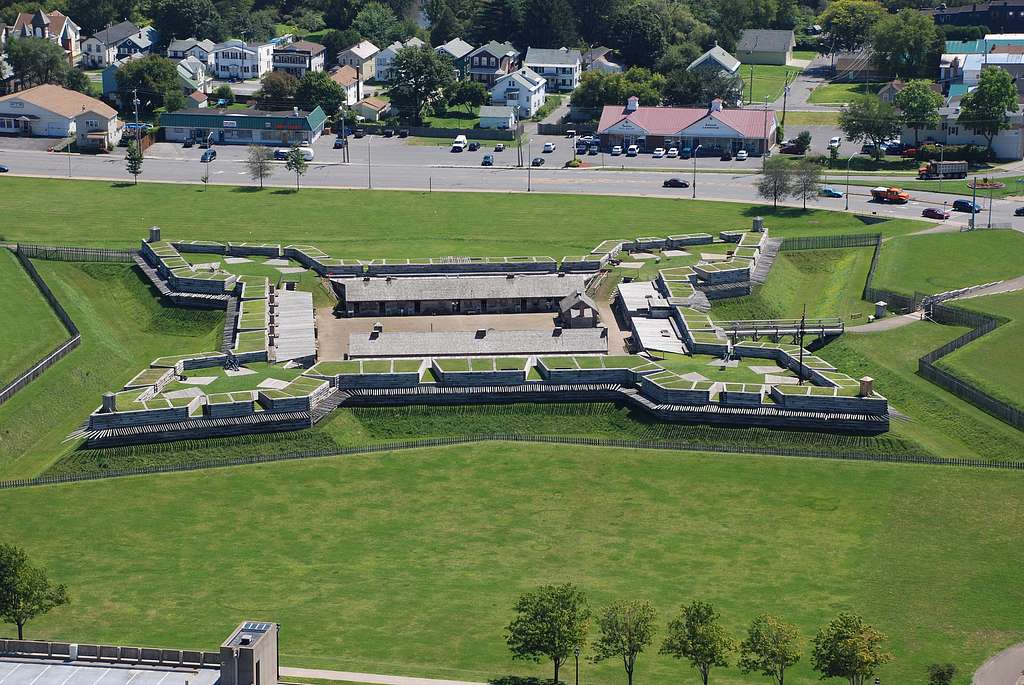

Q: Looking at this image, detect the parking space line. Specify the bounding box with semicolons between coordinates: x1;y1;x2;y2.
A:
55;666;79;685
0;663;24;685
123;671;142;685
90;669;111;685
153;671;172;685
26;665;52;685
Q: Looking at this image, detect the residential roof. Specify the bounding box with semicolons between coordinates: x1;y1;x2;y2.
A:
436;37;474;59
14;9;74;37
526;47;582;66
736;29;794;54
342;40;379;59
160;106;328;131
0;83;116;118
329;64;359;87
880;79;943;96
597;103;775;139
348;328;608;358
470;41;519;60
479;105;514;118
688;45;740;73
188;90;207;103
167;37;215;53
494;67;545;91
334;273;591;302
582;46;612;63
355;96;388;112
558;289;598;313
277;39;325;54
89;20;139;46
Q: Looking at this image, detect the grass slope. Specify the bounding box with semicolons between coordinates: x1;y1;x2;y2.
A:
873;230;1024;295
2;444;1022;685
0;249;67;387
937;290;1024;410
0;178;927;255
0;262;222;478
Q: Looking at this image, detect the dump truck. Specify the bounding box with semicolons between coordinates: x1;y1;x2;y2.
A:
870;186;912;203
918;160;969;179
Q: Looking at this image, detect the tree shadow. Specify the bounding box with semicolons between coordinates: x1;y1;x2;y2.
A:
271;188;298;195
489;677;556;685
231;186;263;193
739;205;810;219
109;182;136;189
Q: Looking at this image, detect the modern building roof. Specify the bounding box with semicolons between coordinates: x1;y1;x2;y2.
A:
598;102;775;139
688;45;740;73
0;83;116;118
342;40;379;59
334;273;591;303
276;39;325;54
330;64;359;86
479;104;514;118
525;47;582;66
89;20;139;46
160;106;328;131
436;37;474;59
471;40;519;59
0;659;220;685
736;29;795;54
348;328;609;358
273;289;316;362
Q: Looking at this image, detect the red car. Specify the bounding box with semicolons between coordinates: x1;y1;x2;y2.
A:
922;207;951;220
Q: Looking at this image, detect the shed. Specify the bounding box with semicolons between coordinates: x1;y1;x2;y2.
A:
478;104;515;129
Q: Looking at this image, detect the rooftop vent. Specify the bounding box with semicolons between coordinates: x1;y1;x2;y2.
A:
239;634;252;646
552;327;563;336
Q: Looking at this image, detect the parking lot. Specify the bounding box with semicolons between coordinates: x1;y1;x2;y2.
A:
0;661;219;685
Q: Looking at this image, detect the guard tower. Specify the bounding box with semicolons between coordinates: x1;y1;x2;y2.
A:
220;621;279;685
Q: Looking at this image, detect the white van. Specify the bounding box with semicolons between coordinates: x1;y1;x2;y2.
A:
296;146;314;161
451;134;468;152
275;147;315;161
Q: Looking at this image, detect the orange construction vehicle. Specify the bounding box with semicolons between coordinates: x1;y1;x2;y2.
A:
870;186;912;203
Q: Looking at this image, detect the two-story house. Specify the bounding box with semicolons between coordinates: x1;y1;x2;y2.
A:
337;40;379;81
81;21;158;68
524;47;581;92
11;9;81;65
375;37;425;82
211;39;273;80
467;41;519;86
167;37;215;66
329;64;361;104
435;37;474;78
272;40;326;78
489;67;546;117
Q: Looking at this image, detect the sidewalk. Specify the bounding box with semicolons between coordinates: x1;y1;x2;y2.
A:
280;667;487;685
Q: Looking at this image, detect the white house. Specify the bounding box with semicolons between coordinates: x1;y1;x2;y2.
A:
167;37;215;66
337;40;379;80
375;37;425;82
901;104;1024;160
177;55;212;94
329;64;361;105
81;21;158;68
478;104;515;129
0;84;120;145
489;68;546;117
211;39;273;80
273;40;326;78
524;47;582;91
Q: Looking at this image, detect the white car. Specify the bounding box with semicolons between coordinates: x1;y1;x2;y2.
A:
667;147;679;158
543;142;556;153
611;145;623;156
626;144;639;157
829;136;842;148
735;149;748;161
652;147;666;158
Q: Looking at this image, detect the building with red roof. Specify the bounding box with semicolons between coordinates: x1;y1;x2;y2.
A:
597;97;777;156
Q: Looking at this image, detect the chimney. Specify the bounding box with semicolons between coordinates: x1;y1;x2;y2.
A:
149;225;161;242
293;106;299;117
102;392;116;413
858;376;874;397
625;95;639;112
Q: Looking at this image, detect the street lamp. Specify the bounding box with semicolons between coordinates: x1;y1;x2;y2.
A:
527;140;532;192
691;144;702;199
844;153;857;211
936;143;944;195
574;646;581;685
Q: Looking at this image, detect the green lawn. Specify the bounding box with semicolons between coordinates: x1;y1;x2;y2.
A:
0;249;67;387
781;111;840;126
845;175;1024;199
807;82;885;104
937;290;1024;410
422;106;480;128
743;64;803;104
0;178;928;255
2;443;1022;685
648;352;798;382
873;231;1024;295
791;50;819;61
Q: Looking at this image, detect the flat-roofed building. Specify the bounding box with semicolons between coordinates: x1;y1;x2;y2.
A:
348;327;609;358
220;621;279;685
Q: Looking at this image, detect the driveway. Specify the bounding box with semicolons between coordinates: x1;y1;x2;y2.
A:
771;55;841;112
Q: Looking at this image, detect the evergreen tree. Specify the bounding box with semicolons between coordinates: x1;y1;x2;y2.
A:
469;0;523;45
430;0;460;45
519;0;577;48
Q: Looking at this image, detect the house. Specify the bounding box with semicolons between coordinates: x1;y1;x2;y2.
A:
160;105;328;145
878;79;943;104
167;37;215;65
329;65;361;105
833;50;888;81
352;96;390;121
337;40;379;81
687;45;740;76
0;84;120;145
558;290;599;329
211;39;274;80
525;47;582;91
177;55;212;94
582;46;623;74
273;40;326;78
926;0;1024;33
188;90;207;107
735;29;794;66
597;96;777;155
901;102;1024;159
489;68;546;117
81;21;158;68
467;41;520;86
435;37;474;78
10;9;81;65
375;37;425;82
100;52;143;101
478;104;515;129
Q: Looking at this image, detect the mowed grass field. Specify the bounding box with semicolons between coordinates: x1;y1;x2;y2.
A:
0;177;928;256
873;230;1024;295
845;175;1024;199
1;444;1022;685
938;290;1024;410
807;82;885;104
0;249;67;387
743;64;803;104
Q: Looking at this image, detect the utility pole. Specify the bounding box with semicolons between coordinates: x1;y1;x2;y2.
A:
988;186;993;228
762;96;769;171
132;88;142;156
748;64;754;105
692;144;701;198
367;133;372;189
780;72;792;134
527;140;532;192
970;176;977;230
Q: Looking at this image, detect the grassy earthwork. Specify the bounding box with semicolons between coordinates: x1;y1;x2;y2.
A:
0;249;67;387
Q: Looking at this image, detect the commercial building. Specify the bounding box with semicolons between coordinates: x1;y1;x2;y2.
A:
0;84;120;146
735;29;795;65
900;104;1024;160
161;106;327;145
525;47;582;91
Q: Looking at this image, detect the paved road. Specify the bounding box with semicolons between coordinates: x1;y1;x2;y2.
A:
972;643;1024;685
280;667;486;685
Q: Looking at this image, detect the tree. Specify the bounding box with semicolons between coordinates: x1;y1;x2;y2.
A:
246;144;274;188
321;29;362;68
387;46;456;124
448;79;487;116
67;0;134;34
660;601;737;685
795;130;812;152
296;71;346;114
285;146;308;191
429;0;460;45
811;613;892;685
757;156;793;207
212;84;235;105
63;68;92;94
838;95;901;160
738;614;803;685
353;2;400;48
152;0;223;47
895;79;943;145
818;0;885;52
870;10;942;79
570;69;665;113
261;71;300;101
115;55;183;111
519;0;578;49
959;66;1019;156
233;8;277;43
663;70;744;107
505;583;591;685
125;140;144;185
6;37;70;88
605;2;667;67
469;0;524;45
791;158;824;209
0;544;69;640
927;663;956;685
592;599;657;685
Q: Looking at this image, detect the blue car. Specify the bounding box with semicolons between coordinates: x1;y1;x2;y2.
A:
819;186;844;198
952;199;982;213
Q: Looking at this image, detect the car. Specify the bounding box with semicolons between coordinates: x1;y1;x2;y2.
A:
531;157;545;166
626;144;639;156
494;143;505;152
579;135;595;145
652;147;666;158
398;129;409;138
588;145;599;155
735;149;748;161
720;150;733;161
611;145;623;156
0;164;8;173
680;146;692;159
274;148;289;160
468;141;481;151
901;147;919;158
662;177;689;188
334;137;347;149
353;128;365;138
200;149;217;162
923;207;951;220
829;136;842;148
952;198;982;213
884;142;905;155
182;138;194;148
779;144;806;155
124;122;151;132
576;142;588;154
565;129;576;138
383;129;395;137
819;186;844;198
482;154;494;166
543;142;556;153
667;147;678;158
861;143;880;155
1015;207;1024;216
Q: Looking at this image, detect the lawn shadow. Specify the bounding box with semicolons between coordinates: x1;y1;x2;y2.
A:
231;186;263;193
740;205;812;219
271;188;298;195
489;677;555;685
109;182;136;189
